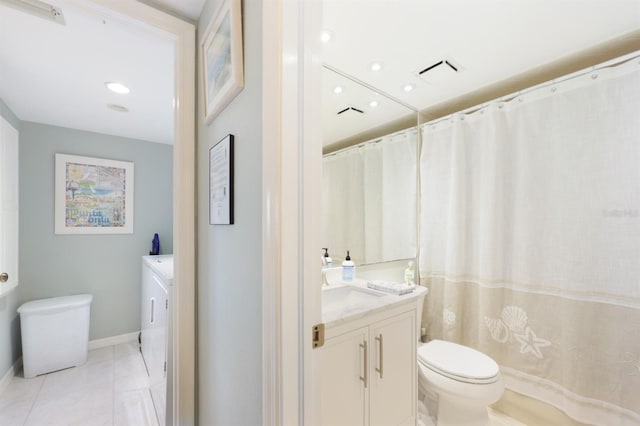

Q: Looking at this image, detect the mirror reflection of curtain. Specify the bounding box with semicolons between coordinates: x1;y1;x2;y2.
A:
323;129;417;265
419;57;640;425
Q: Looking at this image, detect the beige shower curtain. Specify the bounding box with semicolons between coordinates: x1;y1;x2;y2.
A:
419;57;640;426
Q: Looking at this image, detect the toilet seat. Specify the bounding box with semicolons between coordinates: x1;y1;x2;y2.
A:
418;340;499;384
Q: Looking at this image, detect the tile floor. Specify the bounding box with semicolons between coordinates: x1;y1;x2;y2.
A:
1;342;526;426
0;341;158;426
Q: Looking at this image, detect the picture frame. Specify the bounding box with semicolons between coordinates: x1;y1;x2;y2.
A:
209;134;234;225
55;153;134;234
201;0;244;124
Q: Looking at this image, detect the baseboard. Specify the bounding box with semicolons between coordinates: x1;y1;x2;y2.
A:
0;357;22;396
88;331;140;351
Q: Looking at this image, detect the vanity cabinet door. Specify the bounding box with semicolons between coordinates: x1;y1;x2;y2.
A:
319;326;369;426
369;311;416;426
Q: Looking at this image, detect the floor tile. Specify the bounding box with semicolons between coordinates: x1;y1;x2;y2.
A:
0;341;161;426
0;375;44;426
114;388;158;426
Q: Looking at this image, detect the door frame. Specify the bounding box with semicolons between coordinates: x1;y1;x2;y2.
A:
263;0;322;424
71;1;196;423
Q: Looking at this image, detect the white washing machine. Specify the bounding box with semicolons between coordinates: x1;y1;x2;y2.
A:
141;255;173;426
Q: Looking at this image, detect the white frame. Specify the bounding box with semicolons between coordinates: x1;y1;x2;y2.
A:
201;0;244;124
54;153;134;235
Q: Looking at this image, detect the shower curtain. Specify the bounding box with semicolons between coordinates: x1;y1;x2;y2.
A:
323;129;417;265
419;58;640;425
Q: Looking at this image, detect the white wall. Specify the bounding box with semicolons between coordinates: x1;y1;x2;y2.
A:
196;0;263;424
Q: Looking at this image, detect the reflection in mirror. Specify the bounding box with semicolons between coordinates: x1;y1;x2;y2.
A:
322;66;418;266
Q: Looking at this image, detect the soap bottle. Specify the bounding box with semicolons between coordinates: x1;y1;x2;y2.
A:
404;261;415;286
342;251;355;282
322;248;333;269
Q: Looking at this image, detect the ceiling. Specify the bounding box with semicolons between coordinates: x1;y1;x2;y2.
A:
0;0;638;147
322;0;640;147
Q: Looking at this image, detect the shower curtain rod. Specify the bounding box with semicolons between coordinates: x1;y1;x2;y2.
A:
323;127;419;158
421;50;640;129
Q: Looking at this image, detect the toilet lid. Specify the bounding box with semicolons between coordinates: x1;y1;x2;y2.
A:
418;340;499;384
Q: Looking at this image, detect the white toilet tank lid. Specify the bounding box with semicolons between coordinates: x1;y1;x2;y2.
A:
18;294;93;315
418;339;499;384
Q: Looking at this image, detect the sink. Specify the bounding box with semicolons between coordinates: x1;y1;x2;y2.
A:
322;285;386;315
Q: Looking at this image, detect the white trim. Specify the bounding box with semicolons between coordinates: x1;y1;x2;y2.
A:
0;358;22;396
88;331;139;351
262;1;281;424
275;0;323;424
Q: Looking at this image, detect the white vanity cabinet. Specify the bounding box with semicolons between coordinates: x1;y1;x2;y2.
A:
319;307;417;426
141;255;173;426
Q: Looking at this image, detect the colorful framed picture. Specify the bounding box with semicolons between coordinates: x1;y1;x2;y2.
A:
54;153;134;234
201;0;244;124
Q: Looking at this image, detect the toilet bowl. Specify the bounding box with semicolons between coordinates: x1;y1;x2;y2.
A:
417;339;504;426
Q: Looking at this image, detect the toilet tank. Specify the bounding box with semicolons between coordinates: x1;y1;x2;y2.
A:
18;294;93;378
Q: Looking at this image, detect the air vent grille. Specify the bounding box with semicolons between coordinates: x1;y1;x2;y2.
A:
415;57;463;83
337;106;364;115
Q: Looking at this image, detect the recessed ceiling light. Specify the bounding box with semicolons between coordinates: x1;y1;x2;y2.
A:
105;81;130;94
107;104;129;112
320;30;332;43
369;100;379;108
403;84;415;92
333;86;343;94
370;62;382;72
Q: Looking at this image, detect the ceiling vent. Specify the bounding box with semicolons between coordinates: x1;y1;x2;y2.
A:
415;57;463;83
337;106;364;115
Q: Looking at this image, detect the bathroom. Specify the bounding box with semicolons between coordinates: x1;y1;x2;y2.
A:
0;0;638;426
317;0;639;425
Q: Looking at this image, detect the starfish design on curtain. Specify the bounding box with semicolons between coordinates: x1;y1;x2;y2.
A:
514;326;551;359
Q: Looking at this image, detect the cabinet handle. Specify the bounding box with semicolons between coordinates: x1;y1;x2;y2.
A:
150;298;155;324
375;334;383;379
359;341;368;388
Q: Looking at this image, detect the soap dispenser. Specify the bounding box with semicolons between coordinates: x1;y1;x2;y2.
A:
342;250;355;282
322;248;333;269
404;261;415;286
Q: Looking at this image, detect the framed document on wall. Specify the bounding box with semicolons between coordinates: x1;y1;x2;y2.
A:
209;134;234;225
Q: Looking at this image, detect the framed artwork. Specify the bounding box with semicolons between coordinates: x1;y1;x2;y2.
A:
209;134;234;225
55;153;134;234
201;0;244;124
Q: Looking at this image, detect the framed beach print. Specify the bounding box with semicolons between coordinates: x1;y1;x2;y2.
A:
55;153;134;234
209;134;234;225
201;0;244;123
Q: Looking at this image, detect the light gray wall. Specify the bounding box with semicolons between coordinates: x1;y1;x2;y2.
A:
197;0;263;424
0;99;21;378
19;122;173;341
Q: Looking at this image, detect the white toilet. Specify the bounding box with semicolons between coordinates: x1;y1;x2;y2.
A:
416;298;504;425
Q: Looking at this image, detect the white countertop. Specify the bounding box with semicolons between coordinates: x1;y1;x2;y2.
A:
321;279;428;328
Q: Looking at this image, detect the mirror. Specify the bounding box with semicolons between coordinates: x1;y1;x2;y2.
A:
322;66;418;266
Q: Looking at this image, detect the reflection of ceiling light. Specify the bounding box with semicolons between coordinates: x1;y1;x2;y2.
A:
369;100;379;108
370;62;382;72
105;82;130;94
333;86;343;94
320;30;332;43
0;0;66;25
107;104;129;112
403;84;415;92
